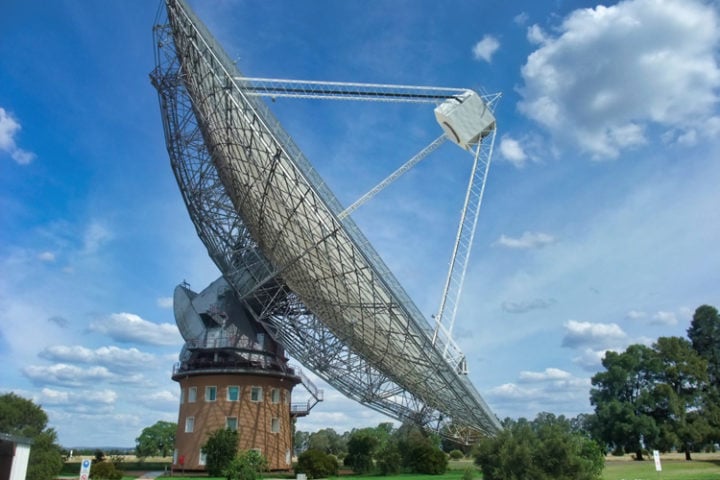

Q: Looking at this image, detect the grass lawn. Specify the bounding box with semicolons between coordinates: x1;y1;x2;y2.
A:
602;452;720;480
62;453;720;480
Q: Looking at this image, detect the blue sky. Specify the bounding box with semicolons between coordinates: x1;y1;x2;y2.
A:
1;0;719;448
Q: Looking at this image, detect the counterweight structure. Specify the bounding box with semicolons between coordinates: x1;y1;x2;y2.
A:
151;0;502;455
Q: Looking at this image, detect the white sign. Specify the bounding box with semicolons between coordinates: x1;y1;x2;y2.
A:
653;450;662;472
79;458;92;480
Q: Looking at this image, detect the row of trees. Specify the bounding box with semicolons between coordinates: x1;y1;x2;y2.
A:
588;305;720;460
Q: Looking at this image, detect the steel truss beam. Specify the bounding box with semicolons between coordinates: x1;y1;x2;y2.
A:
151;0;501;440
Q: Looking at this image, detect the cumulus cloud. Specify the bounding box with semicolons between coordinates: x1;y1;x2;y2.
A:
0;107;35;165
650;310;678;326
487;369;590;415
40;387;117;406
501;298;556;314
23;363;113;387
494;231;556;249
89;313;182;346
572;348;611;371
561;320;627;349
518;0;720;158
156;296;173;309
518;367;571;382
472;35;500;62
39;345;155;369
498;135;528;167
137;390;179;411
625;309;647;320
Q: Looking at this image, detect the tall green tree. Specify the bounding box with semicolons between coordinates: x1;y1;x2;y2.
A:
687;305;720;385
650;337;708;459
590;344;660;459
135;420;176;458
0;393;63;480
345;429;379;474
687;304;720;447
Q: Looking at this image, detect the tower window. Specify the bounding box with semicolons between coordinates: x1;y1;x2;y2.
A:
226;417;238;431
271;418;280;433
271;388;280;404
205;386;217;402
250;386;263;402
185;416;195;433
188;386;197;403
227;385;240;402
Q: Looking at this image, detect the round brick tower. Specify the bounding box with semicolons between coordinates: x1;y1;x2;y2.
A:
170;278;316;471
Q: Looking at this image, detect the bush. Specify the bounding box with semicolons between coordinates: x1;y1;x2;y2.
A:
462;466;475;480
474;414;604;480
410;444;448;475
224;450;268;480
449;449;464;460
296;449;338;479
203;428;239;476
90;461;122;480
375;445;401;475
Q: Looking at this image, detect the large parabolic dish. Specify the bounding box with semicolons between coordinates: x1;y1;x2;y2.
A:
151;0;502;437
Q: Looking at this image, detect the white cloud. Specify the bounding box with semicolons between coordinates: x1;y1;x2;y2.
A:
519;0;720;158
518;367;571;382
40;387;117;406
498;135;528;167
37;251;56;262
650;310;678;326
472;35;500;63
625;310;647;320
572;348;611;371
514;12;529;26
494;231;556;249
23;363;113;387
39;345;155;370
561;320;627;349
0;107;35;165
526;24;547;45
82;221;112;255
89;312;182;346
156;296;173;309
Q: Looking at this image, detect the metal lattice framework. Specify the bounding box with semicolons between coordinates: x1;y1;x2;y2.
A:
151;0;501;438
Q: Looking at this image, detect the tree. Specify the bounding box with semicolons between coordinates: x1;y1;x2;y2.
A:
345;429;379;473
474;414;604;480
0;393;63;480
394;421;447;474
135;420;176;458
294;430;310;455
650;336;708;460
307;428;346;456
688;305;720;385
224;450;268;480
203;428;238;476
295;449;338;479
590;344;660;459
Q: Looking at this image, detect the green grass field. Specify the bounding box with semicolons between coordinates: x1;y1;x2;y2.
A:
59;453;720;480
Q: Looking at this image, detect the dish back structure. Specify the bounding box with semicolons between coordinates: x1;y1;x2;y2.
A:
151;0;502;441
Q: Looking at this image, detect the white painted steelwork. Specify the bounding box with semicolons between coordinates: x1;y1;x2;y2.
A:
151;0;502;437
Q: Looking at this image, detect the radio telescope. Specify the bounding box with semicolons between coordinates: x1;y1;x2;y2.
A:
151;0;501;468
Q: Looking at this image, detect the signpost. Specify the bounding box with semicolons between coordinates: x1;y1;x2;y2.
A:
78;458;92;480
653;449;662;476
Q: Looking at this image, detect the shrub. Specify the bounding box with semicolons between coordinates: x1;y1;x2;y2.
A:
296;449;338;479
203;428;239;476
449;449;464;460
90;461;122;480
410;444;448;475
375;445;402;475
224;450;268;480
462;466;475;480
474;414;604;480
